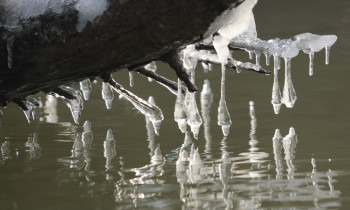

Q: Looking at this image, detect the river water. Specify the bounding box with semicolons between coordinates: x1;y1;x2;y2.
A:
1;0;350;209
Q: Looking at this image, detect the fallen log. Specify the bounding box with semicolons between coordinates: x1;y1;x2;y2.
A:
0;0;244;106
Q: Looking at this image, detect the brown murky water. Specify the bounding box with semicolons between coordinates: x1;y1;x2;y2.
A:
1;0;350;209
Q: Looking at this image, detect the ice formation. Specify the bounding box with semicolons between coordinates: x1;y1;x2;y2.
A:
181;45;202;139
52;86;83;124
79;79;92;101
144;62;157;82
217;64;232;136
129;71;135;87
174;79;187;133
102;82;114;110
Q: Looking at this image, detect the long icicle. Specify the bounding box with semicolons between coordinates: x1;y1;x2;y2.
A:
217;64;232;136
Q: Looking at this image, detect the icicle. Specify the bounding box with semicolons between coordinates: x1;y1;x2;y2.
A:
187;65;202;139
144;61;157;82
281;58;297;108
79;79;92;100
255;52;261;67
148;96;161;135
187;93;202;139
248;50;254;60
271;56;282;114
265;51;271;66
217;65;231;136
174;78;187;133
102;82;114;110
325;45;330;65
107;79;164;130
272;129;283;179
53;86;84;124
129;71;134;87
22;98;39;124
0;109;3;119
104;129;116;172
309;51;315;76
236;66;242;73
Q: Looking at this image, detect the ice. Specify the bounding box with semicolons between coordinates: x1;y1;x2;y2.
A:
129;71;134;87
217;66;232;136
265;52;271;66
74;0;109;32
205;0;257;40
2;0;109;32
187;93;202;139
283;127;298;179
108;80;164;130
53;86;84;124
281;58;297;108
79;79;92;100
271;56;282;114
213;35;231;65
102;82;114;110
200;80;214;158
199;50;213;73
104;129;116;172
181;44;198;74
325;45;331;65
188;148;203;184
186;67;202;139
144;61;157;82
82;120;93;171
25;133;41;160
22;97;39;123
148;96;162;135
255;52;261;66
0;109;3;119
272;129;283;179
182;131;193;149
174;79;187;133
308;51;315;76
151;144;163;165
249;101;257;141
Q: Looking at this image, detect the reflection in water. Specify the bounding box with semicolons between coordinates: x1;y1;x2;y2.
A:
25;133;41;160
0;103;342;209
200;79;214;159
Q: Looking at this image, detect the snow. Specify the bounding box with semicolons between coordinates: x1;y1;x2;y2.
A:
1;0;109;32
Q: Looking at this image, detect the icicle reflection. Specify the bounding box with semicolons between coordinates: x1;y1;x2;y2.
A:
200;80;214;158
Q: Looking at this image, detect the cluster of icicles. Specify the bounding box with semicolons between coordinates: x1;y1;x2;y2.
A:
0;31;337;140
230;32;337;114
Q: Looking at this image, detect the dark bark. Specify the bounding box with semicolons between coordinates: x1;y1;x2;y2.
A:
0;0;243;106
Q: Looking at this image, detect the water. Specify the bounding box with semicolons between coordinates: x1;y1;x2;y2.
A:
1;0;350;209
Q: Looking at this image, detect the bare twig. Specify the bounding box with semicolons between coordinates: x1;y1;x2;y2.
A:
131;67;186;95
197;52;271;75
100;73;156;111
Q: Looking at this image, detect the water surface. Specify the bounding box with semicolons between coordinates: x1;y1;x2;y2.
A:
1;0;350;209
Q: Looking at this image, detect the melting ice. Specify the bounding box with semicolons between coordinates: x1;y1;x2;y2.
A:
174;79;187;133
79;79;92;101
102;82;114;110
